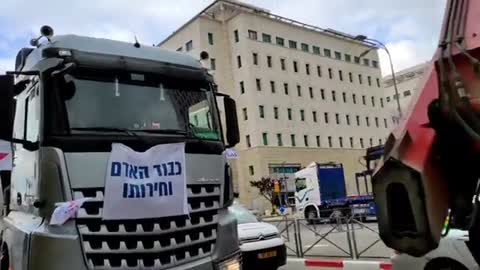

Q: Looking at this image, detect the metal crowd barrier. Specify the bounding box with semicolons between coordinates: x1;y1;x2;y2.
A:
261;207;392;259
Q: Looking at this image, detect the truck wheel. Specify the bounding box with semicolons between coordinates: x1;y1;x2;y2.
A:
0;244;9;270
425;258;467;270
306;207;318;224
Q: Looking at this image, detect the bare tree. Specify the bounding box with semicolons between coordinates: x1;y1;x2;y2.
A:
250;177;275;210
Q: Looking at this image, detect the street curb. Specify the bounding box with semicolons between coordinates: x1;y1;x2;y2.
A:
304;259;392;270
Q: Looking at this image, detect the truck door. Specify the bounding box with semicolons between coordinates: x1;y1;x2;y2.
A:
10;82;40;212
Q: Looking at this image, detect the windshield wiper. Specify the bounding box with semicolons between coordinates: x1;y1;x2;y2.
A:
132;129;188;135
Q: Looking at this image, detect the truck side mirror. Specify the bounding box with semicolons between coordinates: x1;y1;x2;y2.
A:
0;75;15;141
223;96;239;147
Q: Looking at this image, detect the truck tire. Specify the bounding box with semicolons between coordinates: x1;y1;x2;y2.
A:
305;207;318;224
0;243;9;270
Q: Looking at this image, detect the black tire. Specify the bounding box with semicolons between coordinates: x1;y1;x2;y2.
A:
425;259;468;270
0;244;9;270
305;207;318;224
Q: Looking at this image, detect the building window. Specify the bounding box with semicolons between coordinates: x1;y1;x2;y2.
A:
339;70;343;81
367;76;372;86
328;136;333;147
248;30;257;40
210;58;216;70
345;54;351;62
305;64;310;75
312;111;317;122
274;106;279;119
321;89;325;100
354;56;360;64
297;85;302;97
362;95;366;105
384;118;388;128
342;92;347;103
284;83;289;95
371;96;375;107
316;136;321;147
176;47;183;52
280;58;286;70
363;58;370;66
276;37;285;46
366;116;370;127
331;90;336;102
208;32;214;45
350;137;354;148
242;107;248;120
277;133;283;146
358;74;363;84
300;109;305;121
304;135;309;147
349;72;353;83
379;138;382;145
270;81;276;93
380;98;384;108
287;108;292;120
346;114;350;125
313;46;320;54
267;56;272;68
352;94;357;104
335;113;340;124
256;78;262;91
291;134;296;147
262;33;271;43
394;93;399;100
309;87;314;99
246;135;251;147
376;78;381;88
237;55;242;68
293;61;298;72
234;30;239;42
404;90;412;97
375;117;379;127
248;165;255;176
289;40;297;49
262;132;268;146
324;112;329;123
386;96;391;102
186;40;193;51
335;51;342;60
328;68;333;79
317;65;322;77
372;60;379;68
253;53;258;65
339;137;343;148
356;115;360;126
240;81;245;94
324;48;331;57
369;138;373;147
301;43;309;52
259;105;265;118
360;138;364;148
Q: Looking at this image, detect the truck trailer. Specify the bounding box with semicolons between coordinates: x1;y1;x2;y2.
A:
294;162;376;222
0;26;241;270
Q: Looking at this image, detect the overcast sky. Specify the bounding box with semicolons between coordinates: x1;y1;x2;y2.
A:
0;0;445;76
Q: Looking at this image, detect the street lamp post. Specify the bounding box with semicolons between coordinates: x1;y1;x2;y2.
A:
355;35;403;120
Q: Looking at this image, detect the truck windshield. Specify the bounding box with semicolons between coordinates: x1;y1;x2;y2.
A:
61;72;221;140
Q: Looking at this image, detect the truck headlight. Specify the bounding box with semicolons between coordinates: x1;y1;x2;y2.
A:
216;255;241;270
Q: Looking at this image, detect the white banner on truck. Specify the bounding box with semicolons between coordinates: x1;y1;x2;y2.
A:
0;140;12;171
102;143;188;220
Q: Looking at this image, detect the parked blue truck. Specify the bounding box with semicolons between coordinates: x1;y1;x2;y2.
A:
294;162;377;222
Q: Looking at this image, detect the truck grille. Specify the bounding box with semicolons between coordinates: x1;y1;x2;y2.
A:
73;184;221;270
